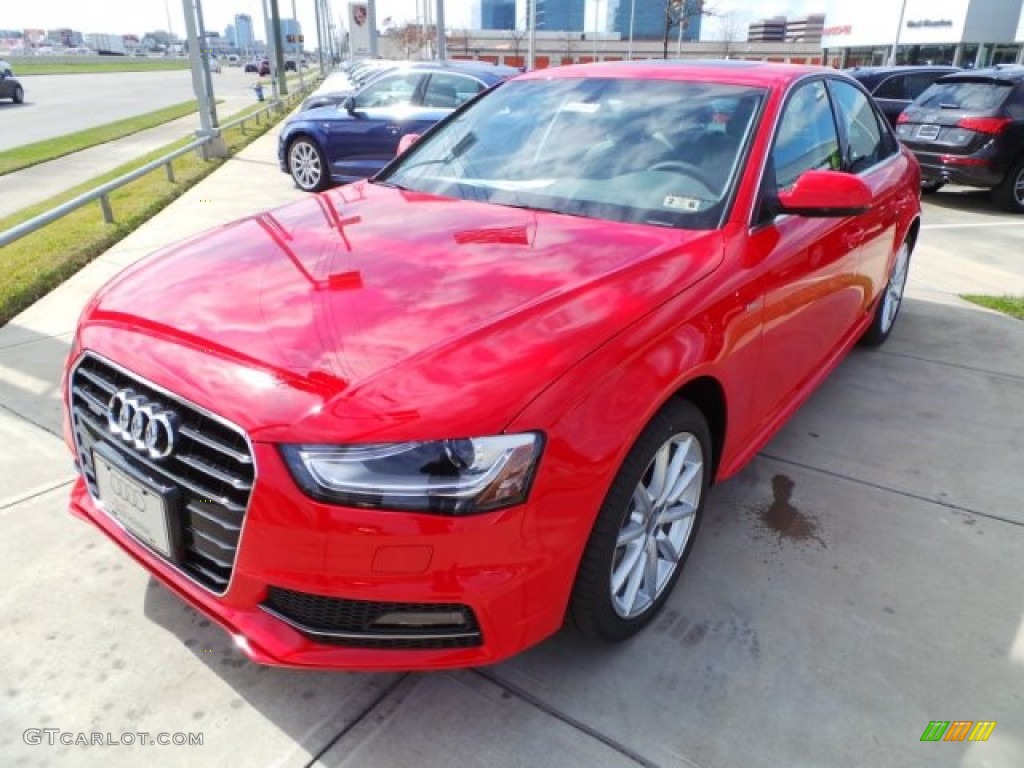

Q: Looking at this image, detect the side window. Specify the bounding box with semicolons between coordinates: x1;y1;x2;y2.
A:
356;73;419;109
1005;84;1024;121
422;74;486;108
873;76;904;100
771;80;841;191
830;80;891;173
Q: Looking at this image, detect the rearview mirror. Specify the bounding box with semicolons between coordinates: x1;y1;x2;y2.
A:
777;170;872;217
397;133;421;155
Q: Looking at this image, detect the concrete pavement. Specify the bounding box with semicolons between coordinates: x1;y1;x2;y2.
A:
1;124;1022;768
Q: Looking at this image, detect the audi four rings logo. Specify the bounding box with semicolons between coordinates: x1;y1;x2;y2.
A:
107;389;180;459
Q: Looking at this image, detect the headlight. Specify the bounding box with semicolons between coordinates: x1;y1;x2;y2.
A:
280;433;543;515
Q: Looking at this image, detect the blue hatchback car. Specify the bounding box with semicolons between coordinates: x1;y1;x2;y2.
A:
279;61;517;191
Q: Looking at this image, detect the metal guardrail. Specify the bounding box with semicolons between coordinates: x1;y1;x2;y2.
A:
0;85;313;249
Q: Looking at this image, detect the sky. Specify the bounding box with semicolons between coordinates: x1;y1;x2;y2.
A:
2;0;820;43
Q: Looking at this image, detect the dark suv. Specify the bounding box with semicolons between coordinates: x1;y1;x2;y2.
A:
897;66;1024;211
846;65;960;128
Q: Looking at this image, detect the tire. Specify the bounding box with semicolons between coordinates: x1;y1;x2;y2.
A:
570;399;710;642
288;137;328;192
992;158;1024;214
861;237;912;347
920;179;943;195
13;86;24;104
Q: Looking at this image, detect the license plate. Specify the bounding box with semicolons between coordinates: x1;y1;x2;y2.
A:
94;451;173;558
916;124;941;141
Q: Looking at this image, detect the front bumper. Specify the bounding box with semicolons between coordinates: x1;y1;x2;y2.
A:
68;442;569;670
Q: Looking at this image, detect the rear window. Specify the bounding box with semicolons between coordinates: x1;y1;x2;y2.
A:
916;80;1012;112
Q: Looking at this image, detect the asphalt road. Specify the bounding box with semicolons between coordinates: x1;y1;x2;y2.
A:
0;68;280;149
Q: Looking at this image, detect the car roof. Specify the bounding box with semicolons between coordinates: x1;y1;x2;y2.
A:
399;60;519;77
844;65;959;86
515;59;837;89
937;65;1024;83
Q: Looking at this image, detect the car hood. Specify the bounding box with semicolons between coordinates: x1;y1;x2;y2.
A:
81;183;723;442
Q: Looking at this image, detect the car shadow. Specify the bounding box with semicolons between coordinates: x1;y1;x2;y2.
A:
921;185;1017;217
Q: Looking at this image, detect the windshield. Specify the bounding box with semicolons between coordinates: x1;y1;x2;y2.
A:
378;78;766;230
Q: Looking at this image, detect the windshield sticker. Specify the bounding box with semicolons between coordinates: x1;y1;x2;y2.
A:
663;195;703;211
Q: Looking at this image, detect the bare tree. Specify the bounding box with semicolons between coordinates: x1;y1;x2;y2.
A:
388;23;421;59
662;0;715;60
509;28;527;61
710;10;742;58
557;32;576;64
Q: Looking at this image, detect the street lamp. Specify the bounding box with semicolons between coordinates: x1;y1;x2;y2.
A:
888;0;909;66
627;0;635;61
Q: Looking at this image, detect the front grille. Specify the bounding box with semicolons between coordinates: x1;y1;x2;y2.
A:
263;586;483;650
69;352;255;593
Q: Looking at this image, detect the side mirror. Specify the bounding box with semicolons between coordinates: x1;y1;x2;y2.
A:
343;96;356;115
777;170;872;217
397;133;421;155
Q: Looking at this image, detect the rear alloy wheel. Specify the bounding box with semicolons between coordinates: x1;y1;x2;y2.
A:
861;238;912;347
570;400;709;642
992;158;1024;214
13;86;24;104
288;138;328;192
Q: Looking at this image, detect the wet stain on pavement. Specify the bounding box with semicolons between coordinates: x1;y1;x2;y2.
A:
756;474;826;548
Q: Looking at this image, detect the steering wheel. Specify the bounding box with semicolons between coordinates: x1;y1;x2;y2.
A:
647;160;714;191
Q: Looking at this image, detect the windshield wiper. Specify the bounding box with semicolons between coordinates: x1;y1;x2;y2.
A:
372;179;412;191
398;132;478;173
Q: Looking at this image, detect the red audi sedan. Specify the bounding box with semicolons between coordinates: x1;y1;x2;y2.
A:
63;61;921;670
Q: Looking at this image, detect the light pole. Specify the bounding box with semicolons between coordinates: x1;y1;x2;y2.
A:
592;0;598;61
627;0;635;61
888;0;908;66
436;0;446;60
527;0;536;70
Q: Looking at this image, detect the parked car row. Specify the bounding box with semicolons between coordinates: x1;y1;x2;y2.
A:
849;64;1024;212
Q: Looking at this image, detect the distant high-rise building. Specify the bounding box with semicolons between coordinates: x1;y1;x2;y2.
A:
224;24;235;46
234;13;255;48
614;0;701;41
482;0;517;30
747;16;787;42
536;0;586;32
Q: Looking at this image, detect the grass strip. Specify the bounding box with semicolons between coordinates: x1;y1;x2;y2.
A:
0;99;299;326
12;59;190;75
0;100;200;176
961;295;1024;320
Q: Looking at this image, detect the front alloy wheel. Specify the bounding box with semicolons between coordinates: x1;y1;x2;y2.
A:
610;433;702;619
289;138;328;192
570;400;710;641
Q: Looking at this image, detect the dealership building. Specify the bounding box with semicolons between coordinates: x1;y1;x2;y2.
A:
820;0;1024;68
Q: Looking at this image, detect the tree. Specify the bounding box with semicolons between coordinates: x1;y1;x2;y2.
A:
662;0;714;60
509;28;527;60
710;10;742;58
